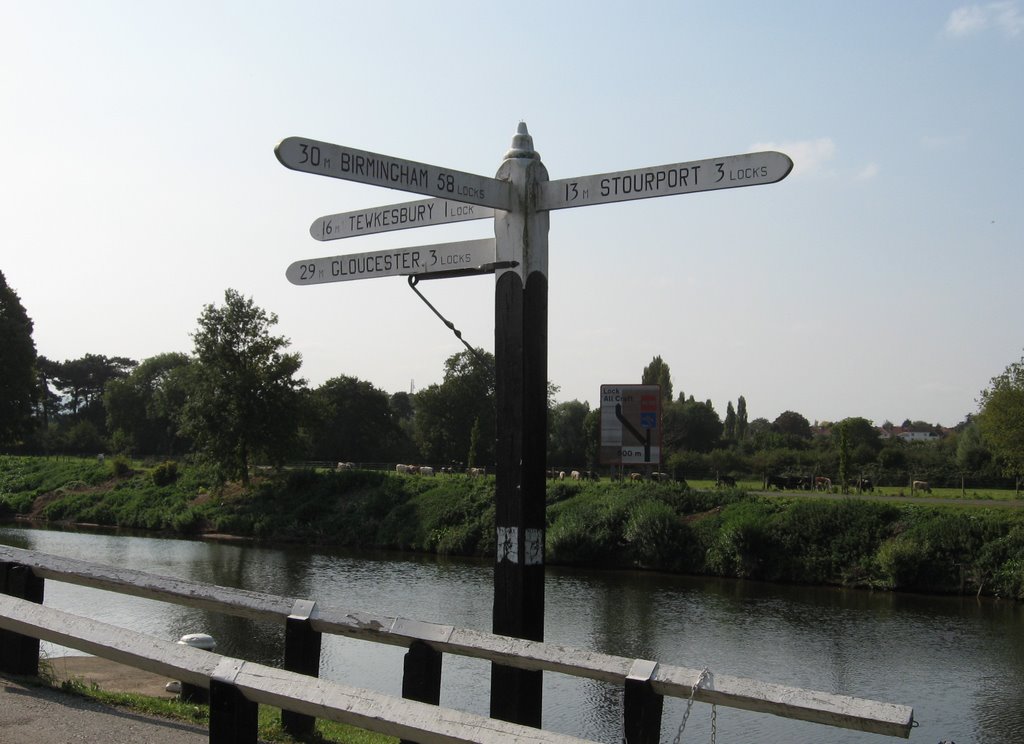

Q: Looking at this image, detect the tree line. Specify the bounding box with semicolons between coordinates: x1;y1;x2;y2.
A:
2;271;1022;489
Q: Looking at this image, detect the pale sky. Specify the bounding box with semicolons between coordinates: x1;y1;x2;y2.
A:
2;1;1021;428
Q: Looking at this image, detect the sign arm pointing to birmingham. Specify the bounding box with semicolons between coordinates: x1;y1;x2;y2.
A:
275;136;512;210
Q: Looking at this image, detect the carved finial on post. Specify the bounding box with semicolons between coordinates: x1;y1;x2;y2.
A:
504;121;540;160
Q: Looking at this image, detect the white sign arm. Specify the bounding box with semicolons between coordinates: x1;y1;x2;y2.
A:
539;151;793;210
276;137;512;210
310;198;494;241
286;238;496;286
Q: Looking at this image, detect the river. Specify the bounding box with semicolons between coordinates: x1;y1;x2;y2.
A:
1;524;1021;743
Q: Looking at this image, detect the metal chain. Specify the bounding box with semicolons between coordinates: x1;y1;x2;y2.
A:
710;702;717;744
407;275;487;365
671;667;709;744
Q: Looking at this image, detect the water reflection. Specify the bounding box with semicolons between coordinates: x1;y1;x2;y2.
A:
2;523;1022;744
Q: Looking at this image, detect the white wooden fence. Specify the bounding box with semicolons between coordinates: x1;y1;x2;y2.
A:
0;545;914;743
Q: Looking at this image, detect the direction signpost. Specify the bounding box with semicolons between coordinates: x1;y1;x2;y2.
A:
285;238;496;286
540;150;792;210
276;124;791;734
275;137;511;210
310;198;494;241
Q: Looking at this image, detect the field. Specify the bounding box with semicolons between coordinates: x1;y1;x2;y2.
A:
683;478;1021;504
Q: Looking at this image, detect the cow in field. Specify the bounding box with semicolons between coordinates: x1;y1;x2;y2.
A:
855;477;874;492
766;474;789;490
912;480;931;494
716;474;737;487
814;476;832;491
629;472;643;481
570;470;582;480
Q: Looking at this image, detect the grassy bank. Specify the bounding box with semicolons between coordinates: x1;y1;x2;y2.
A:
27;672;392;744
2;455;1022;599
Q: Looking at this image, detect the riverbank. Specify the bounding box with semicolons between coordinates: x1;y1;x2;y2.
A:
2;455;1022;599
45;655;178;697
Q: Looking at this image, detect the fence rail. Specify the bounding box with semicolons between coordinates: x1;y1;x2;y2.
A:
0;545;914;742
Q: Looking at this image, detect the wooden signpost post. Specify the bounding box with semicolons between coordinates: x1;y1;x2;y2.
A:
276;125;792;729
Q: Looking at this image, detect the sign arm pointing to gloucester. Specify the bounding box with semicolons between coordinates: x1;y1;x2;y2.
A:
276;137;512;210
286;238;496;286
539;150;793;211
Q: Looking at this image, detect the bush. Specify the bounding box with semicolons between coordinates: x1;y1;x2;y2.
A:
623;499;686;568
702;500;775;578
110;456;133;478
152;461;179;486
547;492;630;565
875;535;926;589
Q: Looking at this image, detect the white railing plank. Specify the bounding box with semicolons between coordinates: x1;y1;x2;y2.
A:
0;594;597;744
0;545;914;737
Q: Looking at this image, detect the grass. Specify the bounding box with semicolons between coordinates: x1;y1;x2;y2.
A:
684;477;1021;502
32;667;395;744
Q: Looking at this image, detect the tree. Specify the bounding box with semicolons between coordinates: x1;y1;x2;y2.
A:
836;421;850;491
831;417;881;458
663;398;722;454
104;352;193;456
641;355;672;402
582;408;601;468
305;375;413;464
723;401;737;442
736;395;748;441
43;354;137;445
412;349;495;466
956;421;991;475
773;410;812;440
34;356;62;430
181;289;304;485
51;354;137;417
0;271;37;445
548;399;591;468
978;352;1024;490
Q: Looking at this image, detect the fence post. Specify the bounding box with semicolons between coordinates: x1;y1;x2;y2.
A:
0;563;44;676
623;659;664;744
282;599;321;737
399;640;443;744
209;659;258;744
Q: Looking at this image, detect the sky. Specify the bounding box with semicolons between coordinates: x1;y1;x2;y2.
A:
2;1;1021;429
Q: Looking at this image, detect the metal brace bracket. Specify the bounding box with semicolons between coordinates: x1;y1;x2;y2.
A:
627;658;659;682
289;599;317;622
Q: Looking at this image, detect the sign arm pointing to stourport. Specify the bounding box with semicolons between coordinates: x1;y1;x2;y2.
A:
539;151;793;211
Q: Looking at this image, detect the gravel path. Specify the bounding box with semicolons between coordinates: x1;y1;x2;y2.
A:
0;656;224;744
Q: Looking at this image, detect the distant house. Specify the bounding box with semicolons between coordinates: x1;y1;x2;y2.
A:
876;425;945;442
895;430;941;443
